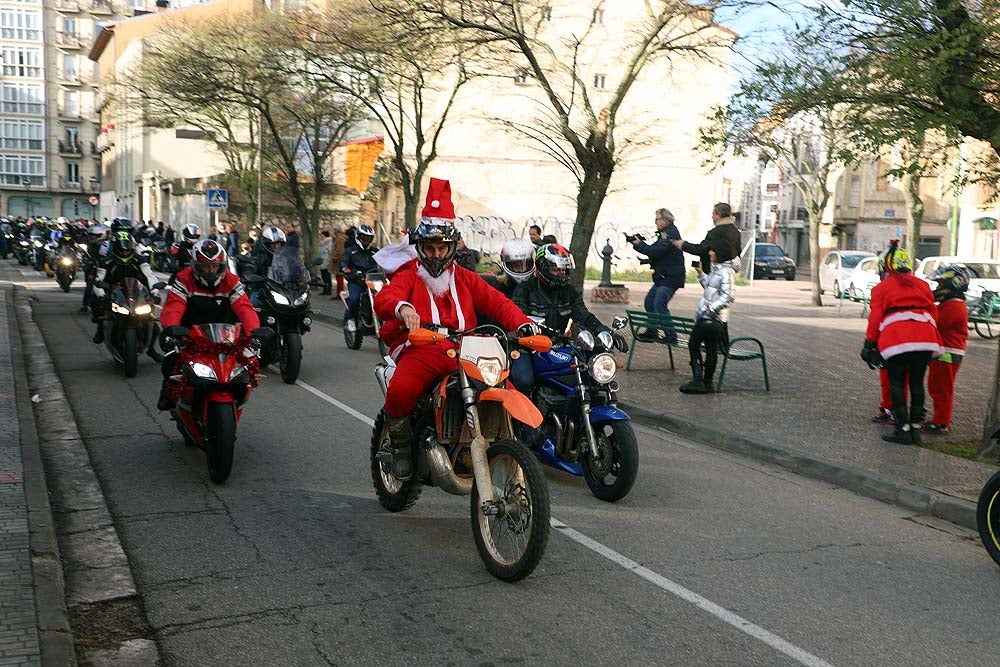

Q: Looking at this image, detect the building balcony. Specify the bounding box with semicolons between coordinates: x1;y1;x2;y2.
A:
58;139;83;155
58;70;82;85
95;134;114;153
54;0;81;12
55;32;82;49
88;0;114;13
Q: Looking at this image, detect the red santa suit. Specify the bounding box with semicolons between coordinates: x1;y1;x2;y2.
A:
865;273;942;360
927;298;968;426
374;259;531;418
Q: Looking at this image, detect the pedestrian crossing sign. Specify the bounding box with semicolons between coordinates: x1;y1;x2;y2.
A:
207;188;228;209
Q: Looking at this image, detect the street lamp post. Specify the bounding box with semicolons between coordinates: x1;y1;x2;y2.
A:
21;178;33;219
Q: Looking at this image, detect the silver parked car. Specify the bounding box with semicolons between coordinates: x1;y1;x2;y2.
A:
819;250;875;296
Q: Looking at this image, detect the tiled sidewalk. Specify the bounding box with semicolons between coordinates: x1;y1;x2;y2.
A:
0;286;40;667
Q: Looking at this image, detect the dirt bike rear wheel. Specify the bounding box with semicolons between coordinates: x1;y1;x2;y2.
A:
471;439;549;582
343;310;362;350
370;411;422;512
205;402;236;484
977;470;1000;567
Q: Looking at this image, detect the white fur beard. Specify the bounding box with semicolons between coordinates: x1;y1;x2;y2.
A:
417;265;453;296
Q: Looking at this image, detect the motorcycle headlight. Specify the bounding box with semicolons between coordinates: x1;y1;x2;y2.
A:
33;240;42;247
19;240;28;246
60;257;72;266
577;330;595;351
189;362;218;380
589;353;617;384
293;291;309;306
229;365;248;381
476;357;504;387
110;302;130;315
270;290;290;305
134;304;152;315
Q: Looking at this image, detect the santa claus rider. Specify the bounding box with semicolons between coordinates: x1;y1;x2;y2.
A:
373;178;536;480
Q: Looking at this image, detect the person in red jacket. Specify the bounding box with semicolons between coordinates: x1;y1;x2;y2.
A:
373;178;533;479
860;242;943;444
925;264;971;435
156;239;261;411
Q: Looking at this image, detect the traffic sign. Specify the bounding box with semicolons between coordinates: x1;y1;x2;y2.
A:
87;194;99;207
207;188;228;209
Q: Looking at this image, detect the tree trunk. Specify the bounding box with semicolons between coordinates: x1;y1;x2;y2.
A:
808;212;822;306
901;172;924;253
569;169;613;293
983;344;1000;459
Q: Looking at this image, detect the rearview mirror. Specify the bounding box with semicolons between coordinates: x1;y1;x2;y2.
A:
243;274;265;285
152;281;167;290
611;316;628;331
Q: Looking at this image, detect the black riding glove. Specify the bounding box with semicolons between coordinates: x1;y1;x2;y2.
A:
611;332;629;353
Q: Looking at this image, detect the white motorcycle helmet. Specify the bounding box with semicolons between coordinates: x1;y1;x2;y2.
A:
500;238;536;283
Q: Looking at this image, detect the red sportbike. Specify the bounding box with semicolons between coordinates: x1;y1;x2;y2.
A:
164;323;262;483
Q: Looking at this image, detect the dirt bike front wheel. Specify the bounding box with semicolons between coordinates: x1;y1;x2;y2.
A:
471;439;550;582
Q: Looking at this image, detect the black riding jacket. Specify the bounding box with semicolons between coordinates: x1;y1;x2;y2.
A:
512;276;608;335
340;242;378;285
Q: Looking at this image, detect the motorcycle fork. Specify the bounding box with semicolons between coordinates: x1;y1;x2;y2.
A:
575;365;600;459
459;367;494;506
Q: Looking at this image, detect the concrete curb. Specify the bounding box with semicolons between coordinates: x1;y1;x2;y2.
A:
621;401;979;531
8;286;77;667
14;287;162;666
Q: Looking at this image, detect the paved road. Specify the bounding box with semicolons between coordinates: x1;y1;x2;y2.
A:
21;273;1000;666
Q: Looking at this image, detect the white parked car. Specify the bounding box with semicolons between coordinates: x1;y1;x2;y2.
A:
913;256;1000;300
844;256;880;300
819;250;876;296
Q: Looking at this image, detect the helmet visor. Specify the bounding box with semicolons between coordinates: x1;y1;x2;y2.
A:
193;260;225;286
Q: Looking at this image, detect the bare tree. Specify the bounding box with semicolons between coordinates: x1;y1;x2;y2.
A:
412;0;735;289
114;12;365;261
299;2;473;231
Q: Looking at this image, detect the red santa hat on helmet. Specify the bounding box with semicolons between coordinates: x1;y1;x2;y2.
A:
421;178;455;220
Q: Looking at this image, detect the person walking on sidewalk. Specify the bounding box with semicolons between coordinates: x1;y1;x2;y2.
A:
679;246;738;394
629;207;684;342
860;242;943;444
318;230;333;295
925;264;970;435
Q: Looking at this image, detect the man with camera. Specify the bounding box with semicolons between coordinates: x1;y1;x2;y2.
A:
627;208;685;342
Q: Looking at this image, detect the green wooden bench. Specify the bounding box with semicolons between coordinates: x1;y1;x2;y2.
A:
625;309;770;391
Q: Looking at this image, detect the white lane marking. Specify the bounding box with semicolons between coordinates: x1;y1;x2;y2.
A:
296;379;375;427
295;380;834;667
550;518;835;667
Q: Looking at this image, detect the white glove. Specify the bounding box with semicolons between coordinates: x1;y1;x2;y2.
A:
92;286;105;299
517;322;542;337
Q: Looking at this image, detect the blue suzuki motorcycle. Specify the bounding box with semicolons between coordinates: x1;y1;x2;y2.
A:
520;317;638;502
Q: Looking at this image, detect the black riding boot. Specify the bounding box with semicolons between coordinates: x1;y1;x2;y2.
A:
679;358;707;394
92;321;104;344
703;357;717;394
147;324;163;362
385;415;413;480
882;407;914;444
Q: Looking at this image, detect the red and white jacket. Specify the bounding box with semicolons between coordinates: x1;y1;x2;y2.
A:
936;298;969;360
374;260;530;352
161;268;260;332
865;272;943;360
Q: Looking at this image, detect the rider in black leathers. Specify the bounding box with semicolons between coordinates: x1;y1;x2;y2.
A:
169;223;201;274
81;223;109;312
91;231;159;346
511;243;627;391
339;224;378;332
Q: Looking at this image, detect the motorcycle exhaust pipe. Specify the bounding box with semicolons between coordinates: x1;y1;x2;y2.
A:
424;434;473;496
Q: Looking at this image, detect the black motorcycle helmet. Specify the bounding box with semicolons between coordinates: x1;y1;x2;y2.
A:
111;231;135;263
410;220;459;277
534;243;576;286
111;218;133;235
930;264;971;301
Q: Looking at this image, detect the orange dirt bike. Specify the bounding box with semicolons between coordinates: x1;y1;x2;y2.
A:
371;324;553;581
